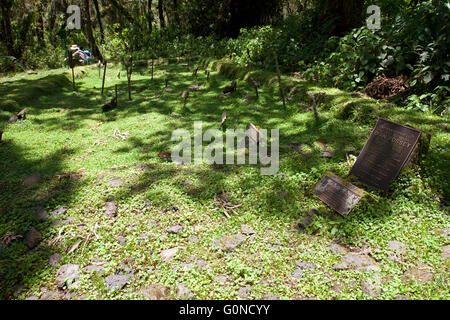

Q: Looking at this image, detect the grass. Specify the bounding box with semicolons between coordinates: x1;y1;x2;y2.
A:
0;58;449;300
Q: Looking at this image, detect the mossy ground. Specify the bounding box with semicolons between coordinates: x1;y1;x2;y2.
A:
0;59;448;300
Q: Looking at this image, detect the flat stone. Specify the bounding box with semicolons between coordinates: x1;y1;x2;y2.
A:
435;228;450;237
105;273;133;290
177;283;195;299
333;253;380;272
32;207;48;222
329;243;348;255
215;275;228;285
166;225;183;234
106;177;124;187
215;234;246;252
40;290;63;300
263;293;279;300
238;286;251;299
361;273;382;298
49;253;62;267
140;284;169;300
24;174;41;186
52;217;75;226
395;295;410;300
25;296;39;300
295;260;316;270
442;245;450;260
161;247;180;262
240;224;255;235
51;207;67;217
291;268;304;279
181;262;195;271
388;240;407;255
105;199;118;216
55;264;80;289
402;266;433;283
84;264;104;272
24;227;42;249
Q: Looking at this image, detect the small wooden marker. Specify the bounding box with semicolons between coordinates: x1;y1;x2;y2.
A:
273;51;286;109
101;60;108;95
181;90;189;109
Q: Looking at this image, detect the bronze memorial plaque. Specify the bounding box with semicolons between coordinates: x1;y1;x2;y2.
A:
349;118;421;190
314;174;364;216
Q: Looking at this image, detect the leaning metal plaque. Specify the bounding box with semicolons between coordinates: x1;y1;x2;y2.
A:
314;174;364;216
349;118;421;190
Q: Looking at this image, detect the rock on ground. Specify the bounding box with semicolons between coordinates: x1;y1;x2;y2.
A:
333;253;380;272
263;293;279;300
177;283;195;299
55;264;80;289
32;207;48;222
388;240;407;255
215;234;246;252
40;290;64;300
238;286;251;299
140;284;169;300
166;225;183;234
291;268;303;279
24;227;42;249
441;245;450;260
361;273;382;298
105;199;118;216
402;266;433;283
296;260;316;270
49;253;62;267
105;273;133;290
106;177;124;187
161;247;180;262
329;243;348;255
240;224;255;235
51;207;67;217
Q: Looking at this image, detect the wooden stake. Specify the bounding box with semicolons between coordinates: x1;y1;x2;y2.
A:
71;67;75;91
151;57;154;80
101;60;107;95
127;57;133;101
273;52;286;109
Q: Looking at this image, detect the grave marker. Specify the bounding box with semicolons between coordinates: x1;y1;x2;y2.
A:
314;174;364;216
348;118;422;190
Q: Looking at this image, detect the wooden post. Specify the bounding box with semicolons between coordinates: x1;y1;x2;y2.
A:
71;67;75;91
273;52;286;109
101;60;107;95
68;49;75;91
127;57;133;101
151;57;154;80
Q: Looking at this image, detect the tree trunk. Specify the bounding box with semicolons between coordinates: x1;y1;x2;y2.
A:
82;0;103;62
109;0;136;25
158;0;166;28
172;0;180;25
92;0;105;43
0;0;16;57
147;0;153;33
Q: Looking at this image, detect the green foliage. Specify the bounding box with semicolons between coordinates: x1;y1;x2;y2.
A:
301;0;449;113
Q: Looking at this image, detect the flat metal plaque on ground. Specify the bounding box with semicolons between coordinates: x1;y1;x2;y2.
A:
349;118;421;190
314;174;364;216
